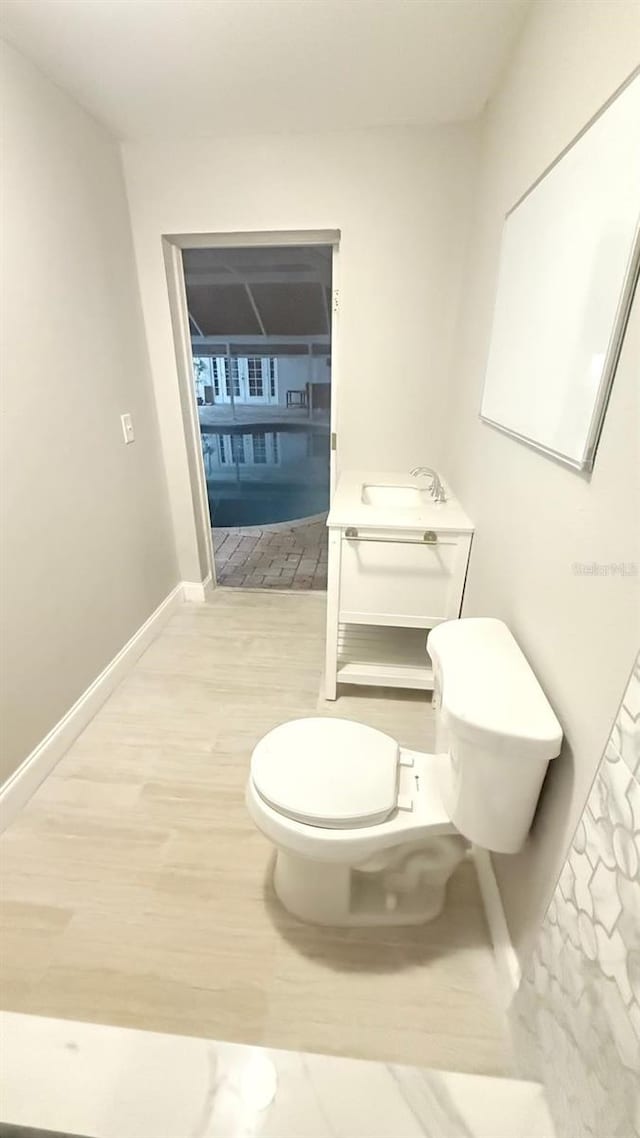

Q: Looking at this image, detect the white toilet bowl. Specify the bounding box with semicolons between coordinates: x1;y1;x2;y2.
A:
246;619;563;927
246;718;467;925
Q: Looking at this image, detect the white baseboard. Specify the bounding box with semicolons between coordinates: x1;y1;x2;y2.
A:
472;846;521;1004
0;584;184;832
181;574;212;603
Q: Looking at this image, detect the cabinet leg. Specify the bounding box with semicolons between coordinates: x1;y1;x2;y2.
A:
324;527;340;702
324;630;338;700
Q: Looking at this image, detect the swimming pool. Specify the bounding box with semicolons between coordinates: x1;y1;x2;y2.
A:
200;422;330;528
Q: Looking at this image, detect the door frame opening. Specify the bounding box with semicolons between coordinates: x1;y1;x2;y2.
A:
164;230;341;591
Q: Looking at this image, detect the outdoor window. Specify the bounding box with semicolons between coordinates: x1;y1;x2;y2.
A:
247;357;264;397
269;358;277;398
227;360;241;397
214;357;240;397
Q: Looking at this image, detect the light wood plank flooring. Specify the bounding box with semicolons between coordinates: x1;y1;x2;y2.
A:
0;591;511;1074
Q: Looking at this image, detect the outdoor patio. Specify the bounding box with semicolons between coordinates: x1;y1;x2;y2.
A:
199;404;329;427
213;515;328;590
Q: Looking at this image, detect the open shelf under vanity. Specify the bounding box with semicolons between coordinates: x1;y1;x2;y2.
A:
336;622;435;690
324;503;474;698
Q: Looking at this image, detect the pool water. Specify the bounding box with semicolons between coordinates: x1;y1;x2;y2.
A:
200;422;330;528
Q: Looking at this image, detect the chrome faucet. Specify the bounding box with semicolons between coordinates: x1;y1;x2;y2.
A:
410;466;447;503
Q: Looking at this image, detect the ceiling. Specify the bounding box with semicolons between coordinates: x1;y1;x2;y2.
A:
184;245;332;351
0;0;531;141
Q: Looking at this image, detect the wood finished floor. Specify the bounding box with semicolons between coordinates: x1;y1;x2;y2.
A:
0;591;511;1074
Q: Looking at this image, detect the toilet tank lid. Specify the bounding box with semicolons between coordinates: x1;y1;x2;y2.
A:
427;619;562;760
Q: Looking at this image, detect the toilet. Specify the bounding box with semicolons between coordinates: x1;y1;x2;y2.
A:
246;618;562;926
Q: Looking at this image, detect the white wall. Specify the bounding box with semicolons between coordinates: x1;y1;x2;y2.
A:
275;356;329;406
0;41;178;784
122;124;478;579
442;0;640;961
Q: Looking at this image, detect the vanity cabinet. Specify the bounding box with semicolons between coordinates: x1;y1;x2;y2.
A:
325;520;473;699
338;527;470;627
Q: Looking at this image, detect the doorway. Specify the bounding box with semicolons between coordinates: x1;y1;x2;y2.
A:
183;243;335;590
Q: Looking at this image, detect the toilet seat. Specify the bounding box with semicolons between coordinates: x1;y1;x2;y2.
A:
250;718;399;829
247;746;456;866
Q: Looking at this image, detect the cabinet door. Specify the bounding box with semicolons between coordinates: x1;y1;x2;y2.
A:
338;530;471;626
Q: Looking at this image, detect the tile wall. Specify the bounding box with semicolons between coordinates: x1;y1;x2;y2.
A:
512;654;640;1138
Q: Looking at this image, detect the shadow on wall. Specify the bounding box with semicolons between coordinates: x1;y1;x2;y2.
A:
492;713;577;962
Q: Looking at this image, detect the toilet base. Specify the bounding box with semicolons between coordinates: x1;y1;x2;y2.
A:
272;836;467;927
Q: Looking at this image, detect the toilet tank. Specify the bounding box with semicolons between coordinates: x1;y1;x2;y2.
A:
427;619;562;854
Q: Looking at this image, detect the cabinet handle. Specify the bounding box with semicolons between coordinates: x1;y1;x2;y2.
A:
343;527;443;546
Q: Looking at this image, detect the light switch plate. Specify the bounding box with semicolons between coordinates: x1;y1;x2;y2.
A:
120;413;135;445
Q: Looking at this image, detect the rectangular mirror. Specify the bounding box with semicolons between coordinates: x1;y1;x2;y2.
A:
480;73;640;472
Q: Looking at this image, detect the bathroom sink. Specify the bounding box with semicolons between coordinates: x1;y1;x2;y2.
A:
361;484;426;509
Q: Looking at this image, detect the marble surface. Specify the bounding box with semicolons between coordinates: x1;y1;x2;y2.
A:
0;1011;554;1138
327;471;474;533
512;653;640;1138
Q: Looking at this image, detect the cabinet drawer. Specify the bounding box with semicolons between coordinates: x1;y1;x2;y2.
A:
338;530;471;625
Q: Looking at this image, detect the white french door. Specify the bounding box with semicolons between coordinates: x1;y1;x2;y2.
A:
238;357;270;404
211;357;277;405
212;358;240;405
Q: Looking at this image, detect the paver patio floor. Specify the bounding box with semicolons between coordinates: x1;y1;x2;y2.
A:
213;516;328;590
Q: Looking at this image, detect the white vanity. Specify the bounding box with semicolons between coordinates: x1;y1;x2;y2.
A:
325;471;474;698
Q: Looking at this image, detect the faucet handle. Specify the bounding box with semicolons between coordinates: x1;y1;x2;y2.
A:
410;466;447;502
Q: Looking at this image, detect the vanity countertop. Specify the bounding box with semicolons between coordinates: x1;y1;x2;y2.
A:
0;1011;554;1138
327;470;474;533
